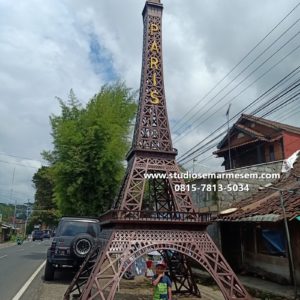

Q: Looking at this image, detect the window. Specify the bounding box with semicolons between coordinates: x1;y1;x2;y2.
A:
269;145;275;161
59;221;99;237
256;227;286;257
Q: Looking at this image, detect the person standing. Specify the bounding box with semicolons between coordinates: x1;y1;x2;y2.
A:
152;261;172;300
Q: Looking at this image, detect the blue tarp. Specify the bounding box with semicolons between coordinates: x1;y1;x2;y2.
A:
262;229;286;255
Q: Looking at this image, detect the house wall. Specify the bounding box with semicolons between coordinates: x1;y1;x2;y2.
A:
264;139;284;162
243;121;277;137
217;161;283;210
229;133;253;148
190;161;283;211
221;222;293;284
220;222;243;271
243;252;290;284
283;132;300;158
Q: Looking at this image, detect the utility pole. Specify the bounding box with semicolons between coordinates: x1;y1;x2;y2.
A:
192;158;197;174
279;191;297;299
24;199;31;239
226;104;232;170
262;186;298;299
10;167;16;229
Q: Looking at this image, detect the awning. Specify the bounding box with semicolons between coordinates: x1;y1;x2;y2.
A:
222;214;281;222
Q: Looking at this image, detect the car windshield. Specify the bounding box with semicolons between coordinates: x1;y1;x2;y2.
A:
59;221;98;237
33;231;43;236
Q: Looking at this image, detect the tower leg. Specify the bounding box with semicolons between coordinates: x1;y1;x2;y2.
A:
65;229;251;300
162;250;201;297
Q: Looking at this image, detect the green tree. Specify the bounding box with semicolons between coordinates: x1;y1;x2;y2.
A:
43;83;137;216
28;166;60;232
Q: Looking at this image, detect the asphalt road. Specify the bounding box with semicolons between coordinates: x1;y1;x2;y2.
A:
0;239;50;300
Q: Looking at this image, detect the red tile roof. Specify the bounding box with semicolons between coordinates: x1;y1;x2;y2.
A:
218;155;300;222
242;114;300;135
217;114;300;151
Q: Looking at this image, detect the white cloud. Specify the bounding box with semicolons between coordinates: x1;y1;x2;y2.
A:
0;0;299;203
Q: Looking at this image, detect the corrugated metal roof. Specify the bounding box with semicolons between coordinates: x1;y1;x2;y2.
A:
229;214;281;222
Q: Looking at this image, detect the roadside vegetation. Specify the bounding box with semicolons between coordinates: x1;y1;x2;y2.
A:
29;82;137;227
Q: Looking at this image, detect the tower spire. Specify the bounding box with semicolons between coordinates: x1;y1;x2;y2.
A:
64;2;252;299
130;0;175;159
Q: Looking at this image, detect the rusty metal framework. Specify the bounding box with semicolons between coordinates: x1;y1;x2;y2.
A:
65;230;250;300
64;1;251;299
161;250;201;297
131;2;173;153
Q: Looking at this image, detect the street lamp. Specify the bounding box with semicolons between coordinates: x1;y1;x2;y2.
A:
260;186;298;299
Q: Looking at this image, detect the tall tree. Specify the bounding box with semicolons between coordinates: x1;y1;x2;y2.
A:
43;83;137;216
29;166;60;232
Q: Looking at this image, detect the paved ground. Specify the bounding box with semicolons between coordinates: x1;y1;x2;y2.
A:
0;239;50;300
19;264;297;300
1;238;295;300
21;268;224;300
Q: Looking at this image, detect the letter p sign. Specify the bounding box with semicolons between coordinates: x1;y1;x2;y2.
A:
150;23;159;35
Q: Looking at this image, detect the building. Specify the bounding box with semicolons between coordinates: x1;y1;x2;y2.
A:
191;116;300;212
0;223;13;243
217;153;300;285
214;114;300;170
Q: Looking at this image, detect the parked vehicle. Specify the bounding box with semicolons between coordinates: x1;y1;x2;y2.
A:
44;217;100;281
43;229;52;239
32;230;44;241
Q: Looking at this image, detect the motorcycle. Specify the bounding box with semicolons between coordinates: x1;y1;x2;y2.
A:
16;237;23;245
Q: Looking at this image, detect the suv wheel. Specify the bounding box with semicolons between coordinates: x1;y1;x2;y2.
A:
72;234;94;258
44;260;55;281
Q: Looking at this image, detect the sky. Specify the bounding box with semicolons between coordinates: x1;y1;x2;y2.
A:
0;0;299;205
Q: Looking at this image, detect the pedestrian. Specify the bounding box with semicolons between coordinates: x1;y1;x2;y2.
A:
146;259;154;277
152;261;172;300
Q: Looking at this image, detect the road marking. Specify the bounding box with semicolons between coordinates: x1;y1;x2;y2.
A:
11;260;46;300
0;254;8;259
16;248;25;252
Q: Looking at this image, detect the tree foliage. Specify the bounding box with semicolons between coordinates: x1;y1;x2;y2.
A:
42;83;137;216
28;166;60;232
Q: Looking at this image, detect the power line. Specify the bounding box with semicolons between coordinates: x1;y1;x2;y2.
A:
0;159;40;169
174;19;300;138
172;1;300;133
178;76;300;165
0;152;44;163
174;35;300;144
177;67;300;163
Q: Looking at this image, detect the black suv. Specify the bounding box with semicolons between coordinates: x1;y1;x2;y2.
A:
44;217;100;281
32;230;44;241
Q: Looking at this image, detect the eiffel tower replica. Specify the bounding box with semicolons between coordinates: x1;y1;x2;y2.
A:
64;1;251;299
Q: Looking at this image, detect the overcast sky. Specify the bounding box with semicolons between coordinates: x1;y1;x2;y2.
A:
0;0;299;205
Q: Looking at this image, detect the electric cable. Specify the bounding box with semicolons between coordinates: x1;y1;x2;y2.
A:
172;1;300;132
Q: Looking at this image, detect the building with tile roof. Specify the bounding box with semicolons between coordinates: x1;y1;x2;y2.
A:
217;152;300;286
214;114;300;170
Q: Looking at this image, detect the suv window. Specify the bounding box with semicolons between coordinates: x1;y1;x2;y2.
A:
58;221;99;237
33;230;43;236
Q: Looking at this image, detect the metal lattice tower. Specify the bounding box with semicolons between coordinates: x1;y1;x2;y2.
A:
64;1;251;299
